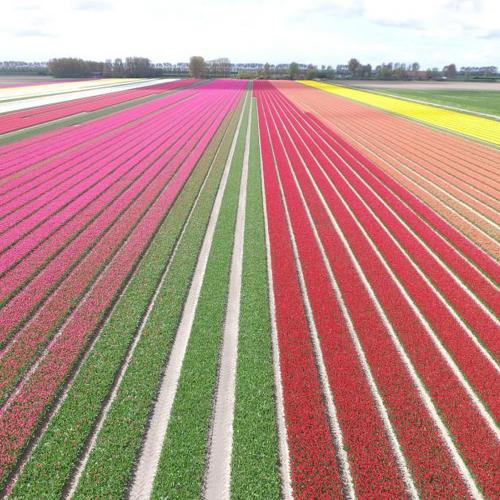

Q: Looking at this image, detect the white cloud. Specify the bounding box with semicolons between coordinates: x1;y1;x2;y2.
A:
1;0;498;67
362;0;500;38
269;0;500;38
13;28;55;38
75;0;113;10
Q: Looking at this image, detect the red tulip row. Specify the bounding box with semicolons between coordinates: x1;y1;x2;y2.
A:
268;91;500;400
255;81;499;498
276;98;500;408
258;88;407;499
257;89;344;500
303;110;500;320
0;79;246;485
0;79;196;135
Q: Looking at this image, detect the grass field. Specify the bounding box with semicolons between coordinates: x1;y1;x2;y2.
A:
371;88;500;117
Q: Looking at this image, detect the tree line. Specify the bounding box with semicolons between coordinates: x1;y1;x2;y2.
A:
188;57;317;80
344;58;460;80
189;56;463;81
188;57;234;78
32;55;496;81
47;57;157;78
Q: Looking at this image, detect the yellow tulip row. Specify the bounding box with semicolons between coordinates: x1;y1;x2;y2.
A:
299;81;500;147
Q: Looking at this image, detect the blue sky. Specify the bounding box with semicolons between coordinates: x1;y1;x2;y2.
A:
3;0;499;68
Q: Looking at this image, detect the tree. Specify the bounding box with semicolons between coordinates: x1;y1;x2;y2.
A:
305;64;317;80
189;56;205;78
411;62;420;72
207;58;231;78
124;57;153;77
394;62;408;80
102;59;113;78
221;58;232;77
360;64;372;79
347;58;361;77
48;58;92;78
426;67;440;79
377;62;393;79
443;63;457;79
113;58;124;77
289;62;299;80
263;62;271;79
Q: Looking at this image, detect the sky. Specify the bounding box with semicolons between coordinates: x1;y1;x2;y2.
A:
2;0;499;68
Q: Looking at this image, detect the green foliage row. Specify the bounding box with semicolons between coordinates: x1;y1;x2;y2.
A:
230;98;280;499
151;95;250;498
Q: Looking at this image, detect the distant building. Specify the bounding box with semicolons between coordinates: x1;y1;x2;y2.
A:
406;70;428;80
0;60;48;74
460;66;498;76
231;63;264;74
152;62;188;74
0;60;48;70
336;64;349;76
175;62;189;72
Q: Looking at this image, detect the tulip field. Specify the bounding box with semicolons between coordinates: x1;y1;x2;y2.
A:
0;80;196;135
0;77;498;499
300;80;500;146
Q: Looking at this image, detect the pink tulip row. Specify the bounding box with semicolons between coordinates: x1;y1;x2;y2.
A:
0;82;196;179
0;91;197;187
0;92;225;350
0;88;229;345
0;92;212;301
0;91;197;239
0;81;234;349
0;92;204;260
0;79;197;135
0;109;176;221
0;101;220;399
0;79;246;485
